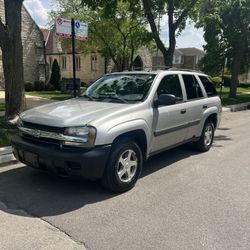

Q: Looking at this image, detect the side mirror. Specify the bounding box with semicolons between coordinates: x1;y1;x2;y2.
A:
157;94;177;106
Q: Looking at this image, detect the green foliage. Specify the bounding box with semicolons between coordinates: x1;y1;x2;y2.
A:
50;59;61;90
44;84;56;91
211;76;222;84
0;103;5;111
34;80;45;91
0;116;18;147
198;0;250;96
51;0;153;71
24;81;33;92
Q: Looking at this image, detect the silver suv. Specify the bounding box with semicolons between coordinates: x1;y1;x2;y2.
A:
12;70;222;192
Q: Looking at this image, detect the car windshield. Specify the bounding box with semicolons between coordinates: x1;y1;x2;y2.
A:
81;73;156;103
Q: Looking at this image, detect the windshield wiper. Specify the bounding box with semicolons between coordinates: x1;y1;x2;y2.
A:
100;96;129;104
81;94;95;101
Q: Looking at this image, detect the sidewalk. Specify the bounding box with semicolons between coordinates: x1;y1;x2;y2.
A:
0;90;55;110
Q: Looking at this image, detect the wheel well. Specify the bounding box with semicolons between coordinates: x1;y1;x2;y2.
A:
206;114;217;128
113;130;147;160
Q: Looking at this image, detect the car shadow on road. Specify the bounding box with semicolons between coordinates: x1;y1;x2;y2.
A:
0;141;229;218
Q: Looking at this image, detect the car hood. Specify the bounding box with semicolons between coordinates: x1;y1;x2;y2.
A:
20;98;133;127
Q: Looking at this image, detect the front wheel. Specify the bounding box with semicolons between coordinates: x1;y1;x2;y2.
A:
195;121;215;152
101;139;143;193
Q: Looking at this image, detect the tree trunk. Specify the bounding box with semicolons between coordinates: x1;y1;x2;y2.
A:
165;1;176;67
0;0;25;119
229;32;247;98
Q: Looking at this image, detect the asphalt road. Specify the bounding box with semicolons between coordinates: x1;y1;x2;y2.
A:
1;110;250;250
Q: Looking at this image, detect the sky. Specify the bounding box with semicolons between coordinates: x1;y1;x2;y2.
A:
23;0;205;50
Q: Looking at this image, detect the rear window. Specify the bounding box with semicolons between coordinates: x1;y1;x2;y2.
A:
198;75;217;97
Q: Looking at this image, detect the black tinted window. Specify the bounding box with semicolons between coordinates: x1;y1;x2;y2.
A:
157;75;183;101
182;74;203;100
199;76;217;97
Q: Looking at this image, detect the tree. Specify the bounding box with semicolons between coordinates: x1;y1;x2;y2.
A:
81;0;200;67
198;0;250;98
0;0;25;119
52;0;152;71
142;0;200;67
50;59;61;90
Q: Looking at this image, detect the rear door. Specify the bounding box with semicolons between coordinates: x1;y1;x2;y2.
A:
180;74;207;140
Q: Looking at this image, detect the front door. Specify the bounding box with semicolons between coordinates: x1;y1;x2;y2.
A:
150;74;188;153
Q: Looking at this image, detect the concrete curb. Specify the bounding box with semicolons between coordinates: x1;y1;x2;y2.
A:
0;146;16;166
226;102;250;112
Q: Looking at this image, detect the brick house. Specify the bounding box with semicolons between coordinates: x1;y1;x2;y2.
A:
0;1;46;88
42;29;105;85
151;47;205;70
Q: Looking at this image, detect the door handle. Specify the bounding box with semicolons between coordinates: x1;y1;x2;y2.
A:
180;109;186;114
203;105;208;109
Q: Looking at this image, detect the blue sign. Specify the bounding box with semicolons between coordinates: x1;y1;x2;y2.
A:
75;21;81;29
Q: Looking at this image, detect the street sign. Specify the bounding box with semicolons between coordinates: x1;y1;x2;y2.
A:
56;17;88;40
55;17;88;97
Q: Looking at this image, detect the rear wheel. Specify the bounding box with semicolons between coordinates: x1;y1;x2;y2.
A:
195;121;215;152
101;139;143;193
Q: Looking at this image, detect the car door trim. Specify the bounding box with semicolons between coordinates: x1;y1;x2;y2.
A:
154;119;201;137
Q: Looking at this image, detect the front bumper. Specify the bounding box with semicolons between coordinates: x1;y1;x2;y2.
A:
12;136;111;180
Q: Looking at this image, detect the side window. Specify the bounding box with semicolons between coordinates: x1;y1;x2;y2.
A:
198;76;217;97
182;74;203;100
157;74;183;101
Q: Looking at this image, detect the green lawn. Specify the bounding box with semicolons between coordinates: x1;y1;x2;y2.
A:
216;86;250;95
221;94;250;106
27;91;73;101
0;103;5;111
0;116;18;147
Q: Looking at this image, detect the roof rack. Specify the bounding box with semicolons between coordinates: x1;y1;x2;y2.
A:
132;66;202;72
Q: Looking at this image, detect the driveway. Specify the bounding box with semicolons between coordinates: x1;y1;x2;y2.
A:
0;110;250;249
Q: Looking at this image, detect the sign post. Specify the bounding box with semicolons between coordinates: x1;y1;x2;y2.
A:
71;18;77;97
55;17;88;97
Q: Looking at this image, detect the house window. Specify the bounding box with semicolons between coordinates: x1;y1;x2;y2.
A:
174;55;182;64
196;56;202;64
61;56;67;70
91;54;97;71
75;56;81;71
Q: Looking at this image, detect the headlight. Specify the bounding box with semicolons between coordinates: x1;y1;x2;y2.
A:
63;126;96;147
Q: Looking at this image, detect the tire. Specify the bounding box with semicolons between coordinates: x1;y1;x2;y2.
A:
195;121;215;152
101;138;143;193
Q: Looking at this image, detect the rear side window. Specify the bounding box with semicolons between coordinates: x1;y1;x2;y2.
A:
198;75;217;97
182;74;203;100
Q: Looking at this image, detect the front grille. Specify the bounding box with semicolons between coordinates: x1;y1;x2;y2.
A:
20;121;64;146
21;133;61;146
22;121;64;133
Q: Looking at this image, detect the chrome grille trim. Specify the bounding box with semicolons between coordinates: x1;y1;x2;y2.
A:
19;126;88;143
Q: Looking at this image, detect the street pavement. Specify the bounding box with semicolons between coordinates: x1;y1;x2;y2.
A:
0;110;250;249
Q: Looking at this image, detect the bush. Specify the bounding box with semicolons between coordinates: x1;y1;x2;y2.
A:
81;82;87;87
34;80;45;91
44;84;55;91
50;59;61;90
24;81;33;92
211;76;222;87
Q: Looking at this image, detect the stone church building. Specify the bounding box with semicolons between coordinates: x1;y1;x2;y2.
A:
0;1;45;88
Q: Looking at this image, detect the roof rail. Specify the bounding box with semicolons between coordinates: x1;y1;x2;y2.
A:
130;66;203;73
